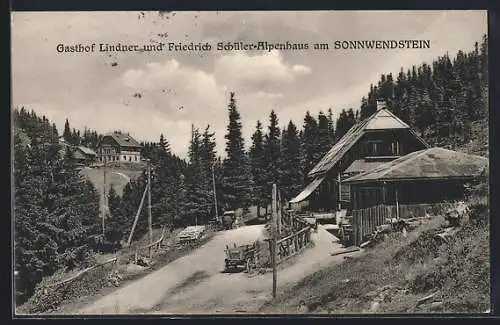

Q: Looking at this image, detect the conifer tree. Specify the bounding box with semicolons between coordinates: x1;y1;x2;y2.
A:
249;121;266;215
300;111;320;183
280;121;303;201
317;111;332;156
159;133;170;153
63;118;72;143
222;92;252;211
263;110;282;200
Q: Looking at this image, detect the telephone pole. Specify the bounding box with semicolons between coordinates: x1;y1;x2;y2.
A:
211;162;218;223
102;160;107;238
147;159;152;251
272;183;278;298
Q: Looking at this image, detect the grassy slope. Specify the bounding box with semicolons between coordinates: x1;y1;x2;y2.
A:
260;213;489;314
80;163;145;197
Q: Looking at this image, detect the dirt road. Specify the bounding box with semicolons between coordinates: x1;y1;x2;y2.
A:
77;224;348;315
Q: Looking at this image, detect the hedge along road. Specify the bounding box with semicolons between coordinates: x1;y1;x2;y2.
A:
76;224;345;315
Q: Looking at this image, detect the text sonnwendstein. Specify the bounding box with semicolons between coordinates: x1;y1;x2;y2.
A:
333;40;431;49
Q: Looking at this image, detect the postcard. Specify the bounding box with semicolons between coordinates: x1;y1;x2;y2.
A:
11;10;490;315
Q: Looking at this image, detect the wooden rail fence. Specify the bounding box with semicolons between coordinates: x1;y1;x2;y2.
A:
42;257;118;292
274;225;311;264
134;227;167;263
242;217;312;272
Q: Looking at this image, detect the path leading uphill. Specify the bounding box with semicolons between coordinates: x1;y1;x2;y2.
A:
77;225;346;315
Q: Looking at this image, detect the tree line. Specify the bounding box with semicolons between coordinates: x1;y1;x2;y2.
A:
14;108;101;301
13;34;488;302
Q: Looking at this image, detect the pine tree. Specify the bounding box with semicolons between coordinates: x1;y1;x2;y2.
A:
222;92;252;211
263;110;282;201
159;133;170;153
63;118;71;143
327;108;336;141
105;186;123;244
317;111;332;156
280;121;303;201
301;111;320;183
200;125;218;220
249;121;266;215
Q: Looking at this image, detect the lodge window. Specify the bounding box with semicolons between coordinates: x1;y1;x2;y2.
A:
361;140;384;156
391;141;401;155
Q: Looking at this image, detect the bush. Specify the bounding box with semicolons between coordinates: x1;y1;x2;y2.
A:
392;230;441;263
468;202;489;226
21;261;118;314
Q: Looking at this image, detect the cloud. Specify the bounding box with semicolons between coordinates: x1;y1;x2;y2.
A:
214;50;311;92
253;91;284;99
11;11;487;160
120;59;227;117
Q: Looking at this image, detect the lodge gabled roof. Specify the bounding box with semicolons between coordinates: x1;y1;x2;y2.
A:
102;132;141;148
307;108;429;178
343;147;489;184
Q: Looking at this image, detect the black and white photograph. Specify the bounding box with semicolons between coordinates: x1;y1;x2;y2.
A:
11;10;490;315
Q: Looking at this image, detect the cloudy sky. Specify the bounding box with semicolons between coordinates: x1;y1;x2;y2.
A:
11;10;487;159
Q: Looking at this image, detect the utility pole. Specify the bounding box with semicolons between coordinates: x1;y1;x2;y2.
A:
126;183;148;247
102;160;107;238
211;162;218;223
337;171;342;211
271;183;278;298
147;159;152;256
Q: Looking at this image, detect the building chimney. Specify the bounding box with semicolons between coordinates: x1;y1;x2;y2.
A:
376;100;386;111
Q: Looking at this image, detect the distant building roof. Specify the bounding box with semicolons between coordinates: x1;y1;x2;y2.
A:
103;132;141;149
344;147;489;184
308;108;429;178
77;145;97;156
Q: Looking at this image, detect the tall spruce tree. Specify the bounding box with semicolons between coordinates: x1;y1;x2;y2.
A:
263;110;282;201
159;133;170;153
300;111;320;183
280;121;303;201
317;111;333;156
63;118;71;143
249;121;266;215
327;108;336;141
222;92;252;211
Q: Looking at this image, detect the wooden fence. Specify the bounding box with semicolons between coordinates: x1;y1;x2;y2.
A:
134;227;167;263
249;217;311;271
352;202;453;246
274;225;311;263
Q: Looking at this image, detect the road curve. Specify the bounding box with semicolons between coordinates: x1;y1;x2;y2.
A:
76;225;343;315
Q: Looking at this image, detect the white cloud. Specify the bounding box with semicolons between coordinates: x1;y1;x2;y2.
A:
253;91;284;99
120;59;227;116
214;50;311;92
291;64;311;75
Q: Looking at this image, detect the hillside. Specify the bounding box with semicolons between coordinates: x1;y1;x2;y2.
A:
80;162;146;197
260;200;489;314
457;118;489;157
